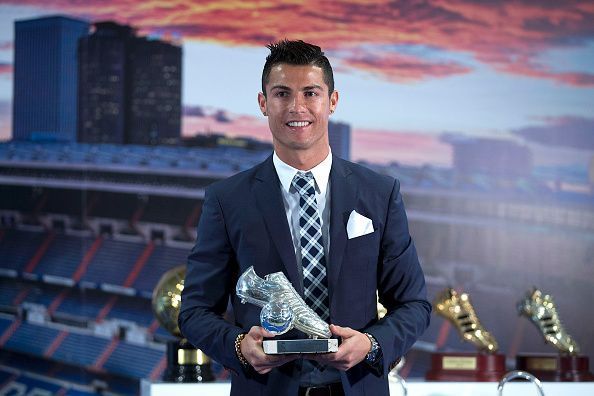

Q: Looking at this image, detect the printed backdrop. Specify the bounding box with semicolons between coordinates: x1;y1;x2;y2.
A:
0;0;593;380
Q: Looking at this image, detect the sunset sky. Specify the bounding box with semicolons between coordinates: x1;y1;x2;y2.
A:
0;1;592;166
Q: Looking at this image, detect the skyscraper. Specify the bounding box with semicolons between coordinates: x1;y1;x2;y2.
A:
328;120;351;160
127;37;181;145
78;22;181;145
77;22;132;144
12;16;89;142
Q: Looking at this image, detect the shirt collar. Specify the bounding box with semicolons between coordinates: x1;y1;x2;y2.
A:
273;150;332;196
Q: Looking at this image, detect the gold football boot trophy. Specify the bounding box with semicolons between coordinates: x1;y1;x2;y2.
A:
427;288;505;381
434;288;498;352
152;265;214;382
517;288;579;355
515;288;593;381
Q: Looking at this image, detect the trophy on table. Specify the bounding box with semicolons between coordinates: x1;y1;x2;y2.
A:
236;266;338;354
152;265;214;382
426;288;506;381
516;288;593;381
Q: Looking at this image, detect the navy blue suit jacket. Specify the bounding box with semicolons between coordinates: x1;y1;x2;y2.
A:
179;155;431;396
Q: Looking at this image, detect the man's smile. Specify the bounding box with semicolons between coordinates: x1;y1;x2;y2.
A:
286;121;312;127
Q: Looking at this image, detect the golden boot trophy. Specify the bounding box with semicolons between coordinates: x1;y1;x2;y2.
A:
426;288;505;381
152;266;214;382
434;288;498;352
516;288;593;381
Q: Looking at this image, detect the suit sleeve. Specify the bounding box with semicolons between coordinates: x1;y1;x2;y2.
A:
365;179;432;376
178;186;245;374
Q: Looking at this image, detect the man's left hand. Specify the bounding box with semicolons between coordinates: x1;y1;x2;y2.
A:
308;324;371;371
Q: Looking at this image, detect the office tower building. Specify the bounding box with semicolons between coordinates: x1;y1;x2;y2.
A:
13;16;89;141
77;22;132;144
329;120;351;160
127;38;181;145
78;22;181;145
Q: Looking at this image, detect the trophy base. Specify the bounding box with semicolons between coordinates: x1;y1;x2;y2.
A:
164;339;215;382
164;364;215;383
426;352;506;381
516;353;594;382
263;339;338;354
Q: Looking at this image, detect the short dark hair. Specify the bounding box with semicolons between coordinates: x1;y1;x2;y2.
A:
261;39;334;97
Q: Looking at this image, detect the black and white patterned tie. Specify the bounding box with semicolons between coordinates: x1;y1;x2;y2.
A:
292;171;329;321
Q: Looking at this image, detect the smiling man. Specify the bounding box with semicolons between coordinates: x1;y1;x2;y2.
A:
179;40;431;396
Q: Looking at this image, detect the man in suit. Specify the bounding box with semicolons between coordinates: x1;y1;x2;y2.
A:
179;40;431;396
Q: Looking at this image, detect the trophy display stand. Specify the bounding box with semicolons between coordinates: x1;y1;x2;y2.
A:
426;352;506;381
516;353;594;382
164;339;215;383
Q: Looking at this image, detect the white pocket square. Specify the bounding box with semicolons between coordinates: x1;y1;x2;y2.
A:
347;210;374;239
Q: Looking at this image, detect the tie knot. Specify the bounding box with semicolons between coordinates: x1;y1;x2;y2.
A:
292;172;316;197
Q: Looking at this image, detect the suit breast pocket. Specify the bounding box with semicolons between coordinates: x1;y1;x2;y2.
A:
340;229;380;285
345;229;380;261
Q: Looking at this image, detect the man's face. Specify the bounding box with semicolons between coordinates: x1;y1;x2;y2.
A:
258;64;338;160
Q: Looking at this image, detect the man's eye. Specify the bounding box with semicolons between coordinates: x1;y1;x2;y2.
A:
276;91;289;97
304;91;317;97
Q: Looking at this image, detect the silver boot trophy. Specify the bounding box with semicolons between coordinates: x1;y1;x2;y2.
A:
236;266;338;354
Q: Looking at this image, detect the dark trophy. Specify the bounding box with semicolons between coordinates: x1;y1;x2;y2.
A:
426;288;506;381
152;265;214;382
516;288;593;381
236;266;338;354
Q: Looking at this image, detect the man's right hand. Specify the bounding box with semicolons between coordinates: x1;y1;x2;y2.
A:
240;326;298;374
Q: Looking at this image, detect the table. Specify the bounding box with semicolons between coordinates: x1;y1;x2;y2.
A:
141;378;594;396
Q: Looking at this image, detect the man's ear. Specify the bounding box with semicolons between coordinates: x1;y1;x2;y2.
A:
329;90;339;113
258;92;267;116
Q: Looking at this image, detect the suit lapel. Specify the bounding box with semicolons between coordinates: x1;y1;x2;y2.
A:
328;157;357;302
253;156;302;292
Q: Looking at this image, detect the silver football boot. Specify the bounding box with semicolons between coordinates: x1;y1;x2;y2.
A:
517;288;580;355
236;266;332;339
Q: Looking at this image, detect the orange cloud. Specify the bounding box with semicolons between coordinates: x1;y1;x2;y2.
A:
494;57;594;87
5;0;594;86
340;50;471;83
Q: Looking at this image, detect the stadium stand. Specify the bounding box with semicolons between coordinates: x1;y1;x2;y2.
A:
0;229;45;274
0;319;60;356
32;233;92;278
52;290;107;320
0;280;23;306
0;142;275;393
0;349;139;394
82;238;146;286
102;341;165;379
132;243;188;295
106;296;155;327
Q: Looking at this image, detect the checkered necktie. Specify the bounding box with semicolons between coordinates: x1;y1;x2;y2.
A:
292;172;329;321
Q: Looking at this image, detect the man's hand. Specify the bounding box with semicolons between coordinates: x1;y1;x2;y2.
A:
308;324;371;371
240;326;298;374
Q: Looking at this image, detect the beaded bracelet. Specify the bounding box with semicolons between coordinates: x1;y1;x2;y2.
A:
235;333;249;367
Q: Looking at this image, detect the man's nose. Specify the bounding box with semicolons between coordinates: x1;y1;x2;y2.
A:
289;94;306;113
